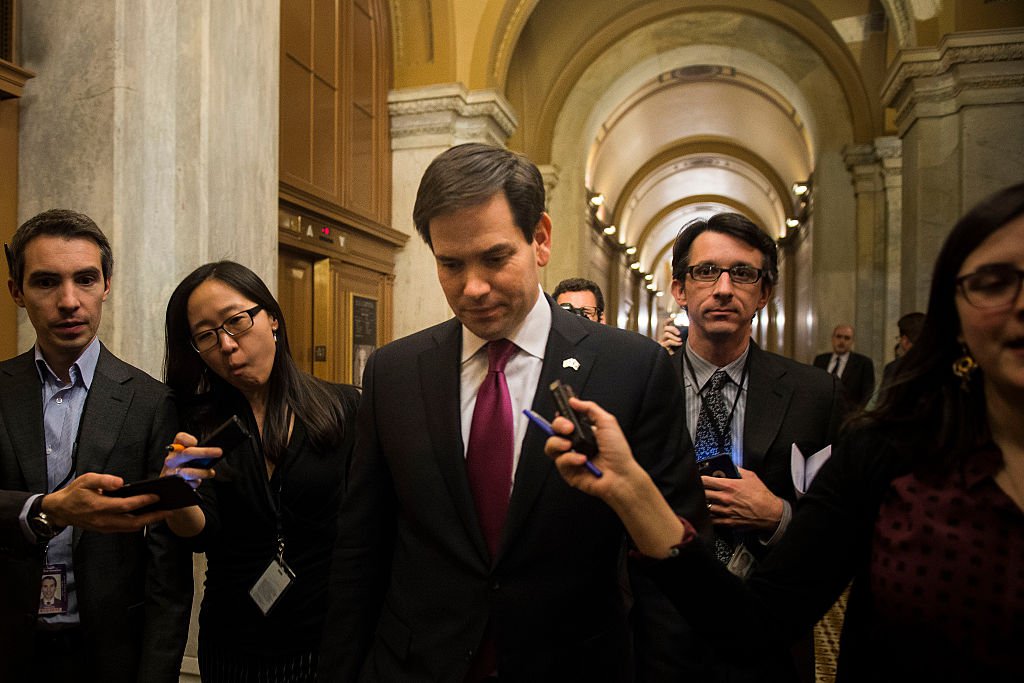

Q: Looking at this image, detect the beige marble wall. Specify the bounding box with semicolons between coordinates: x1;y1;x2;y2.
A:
17;4;278;680
883;28;1024;313
17;0;279;378
388;83;518;340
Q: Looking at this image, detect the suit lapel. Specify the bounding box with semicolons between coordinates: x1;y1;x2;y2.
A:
418;319;490;560
76;347;134;477
73;347;135;547
742;343;791;472
501;304;597;558
0;352;48;493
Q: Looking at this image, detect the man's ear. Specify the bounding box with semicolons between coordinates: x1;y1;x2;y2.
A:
670;279;687;309
756;283;773;311
8;278;25;308
533;213;552;268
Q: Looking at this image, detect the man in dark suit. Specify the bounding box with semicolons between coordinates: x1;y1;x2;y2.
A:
649;212;840;682
318;143;708;682
814;324;875;412
0;209;192;682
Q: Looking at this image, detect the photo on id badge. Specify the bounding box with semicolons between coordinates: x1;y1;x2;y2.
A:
39;566;68;615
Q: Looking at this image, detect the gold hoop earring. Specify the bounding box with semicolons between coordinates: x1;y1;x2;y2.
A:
952;351;977;392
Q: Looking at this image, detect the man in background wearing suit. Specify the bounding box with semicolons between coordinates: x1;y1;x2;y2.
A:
649;212;840;682
0;210;192;682
814;324;875;413
319;143;708;682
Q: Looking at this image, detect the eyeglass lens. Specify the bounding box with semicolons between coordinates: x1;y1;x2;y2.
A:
960;266;1024;308
192;308;259;351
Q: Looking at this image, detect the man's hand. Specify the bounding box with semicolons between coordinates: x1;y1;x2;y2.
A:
41;473;172;532
702;467;783;531
659;323;683;354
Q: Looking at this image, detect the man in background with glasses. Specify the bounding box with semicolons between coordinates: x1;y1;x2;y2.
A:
554;277;605;324
0;210;191;682
635;212;840;683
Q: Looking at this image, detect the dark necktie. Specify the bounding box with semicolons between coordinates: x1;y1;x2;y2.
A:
694;369;731;462
830;356;841;377
466;339;517;559
694;369;738;564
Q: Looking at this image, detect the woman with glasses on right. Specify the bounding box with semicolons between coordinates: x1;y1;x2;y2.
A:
544;183;1024;681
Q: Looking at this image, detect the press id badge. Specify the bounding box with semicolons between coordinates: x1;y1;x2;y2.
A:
39;563;69;616
249;557;295;615
726;544;756;580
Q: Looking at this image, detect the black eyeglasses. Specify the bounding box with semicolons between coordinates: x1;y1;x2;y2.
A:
190;305;264;353
956;265;1024;309
559;302;602;321
686;263;765;284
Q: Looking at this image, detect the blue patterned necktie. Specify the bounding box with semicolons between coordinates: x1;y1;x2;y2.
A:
694;369;731;462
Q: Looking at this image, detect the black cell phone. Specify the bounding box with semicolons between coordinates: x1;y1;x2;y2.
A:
178;415;251;469
549;380;598;459
697;453;740;479
105;475;199;514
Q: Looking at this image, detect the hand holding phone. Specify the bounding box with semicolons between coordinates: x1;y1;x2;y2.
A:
169;415;251;469
546;381;602;477
104;475;199;514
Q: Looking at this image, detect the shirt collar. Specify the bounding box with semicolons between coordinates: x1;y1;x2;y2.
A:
461;285;551;364
683;342;750;390
34;336;101;389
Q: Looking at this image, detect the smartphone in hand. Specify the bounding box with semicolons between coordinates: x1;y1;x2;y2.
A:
105;475;199;514
176;415;251;469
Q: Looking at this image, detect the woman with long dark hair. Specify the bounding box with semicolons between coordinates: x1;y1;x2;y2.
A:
545;184;1024;681
161;261;358;682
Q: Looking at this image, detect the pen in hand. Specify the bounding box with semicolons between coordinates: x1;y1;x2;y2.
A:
523;409;603;477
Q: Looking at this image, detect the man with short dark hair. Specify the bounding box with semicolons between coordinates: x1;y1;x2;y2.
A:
553;277;605;323
319;143;707;682
880;311;926;387
642;212;840;682
1;209;192;682
814;324;875;412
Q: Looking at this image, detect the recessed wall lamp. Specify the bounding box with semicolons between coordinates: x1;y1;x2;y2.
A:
645;283;657;291
785;218;800;229
644;273;654;282
655;291;664;297
792;181;810;197
629;261;641;270
625;245;637;255
589;193;605;207
603;225;617;236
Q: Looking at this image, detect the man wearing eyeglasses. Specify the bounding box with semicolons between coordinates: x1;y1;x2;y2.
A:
553;277;605;324
636;212;840;683
1;210;191;682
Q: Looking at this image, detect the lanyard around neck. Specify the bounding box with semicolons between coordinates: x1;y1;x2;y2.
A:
684;351;750;453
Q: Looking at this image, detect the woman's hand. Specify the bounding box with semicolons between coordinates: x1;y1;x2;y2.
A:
543;397;646;503
161;431;221;489
544;397;688;558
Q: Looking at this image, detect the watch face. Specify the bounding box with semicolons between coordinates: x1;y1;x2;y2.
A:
30;512;58;540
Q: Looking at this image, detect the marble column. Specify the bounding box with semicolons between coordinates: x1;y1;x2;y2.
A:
877;137;905;358
843;137;904;368
17;1;279;378
388;83;518;339
882;28;1024;310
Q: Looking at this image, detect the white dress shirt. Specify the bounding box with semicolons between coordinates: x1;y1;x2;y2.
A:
459;287;551;490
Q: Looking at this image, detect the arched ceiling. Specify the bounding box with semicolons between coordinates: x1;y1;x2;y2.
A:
520;4;865;298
